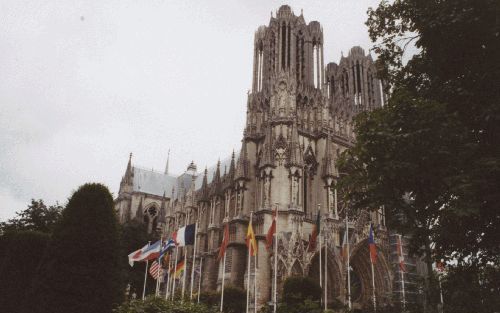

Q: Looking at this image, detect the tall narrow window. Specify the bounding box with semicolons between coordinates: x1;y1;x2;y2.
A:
281;23;286;69
313;44;318;88
303;171;308;214
287;25;291;68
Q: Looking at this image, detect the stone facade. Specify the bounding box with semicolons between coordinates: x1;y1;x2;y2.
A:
115;5;419;311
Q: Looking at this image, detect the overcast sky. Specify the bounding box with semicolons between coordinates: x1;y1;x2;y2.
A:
0;0;383;220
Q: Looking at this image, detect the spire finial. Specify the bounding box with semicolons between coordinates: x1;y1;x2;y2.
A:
165;149;170;175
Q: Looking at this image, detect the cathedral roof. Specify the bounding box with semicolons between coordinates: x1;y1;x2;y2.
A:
130;153;237;200
132;167;177;197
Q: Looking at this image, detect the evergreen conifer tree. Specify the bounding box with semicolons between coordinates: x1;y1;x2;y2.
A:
30;183;123;313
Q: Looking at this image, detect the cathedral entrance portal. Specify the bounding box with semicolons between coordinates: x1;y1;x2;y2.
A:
308;247;342;306
349;239;392;310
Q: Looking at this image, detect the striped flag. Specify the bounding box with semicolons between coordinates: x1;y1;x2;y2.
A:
149;261;162;279
368;224;377;264
396;235;406;272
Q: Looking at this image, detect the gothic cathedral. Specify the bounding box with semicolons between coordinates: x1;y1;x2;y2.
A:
115;5;417;310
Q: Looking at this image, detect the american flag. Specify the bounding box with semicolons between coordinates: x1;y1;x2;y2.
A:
149;261;162;279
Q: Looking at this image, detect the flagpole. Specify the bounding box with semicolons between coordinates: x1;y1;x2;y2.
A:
172;245;179;300
142;241;151;300
399;235;406;311
324;231;328;311
246;212;253;313
172;214;179;301
156;237;163;296
197;257;203;303
273;204;279;313
254;251;257;313
165;251;171;300
346;212;352;310
190;221;198;300
319;205;323;298
371;259;377;312
220;249;227;312
182;210;190;300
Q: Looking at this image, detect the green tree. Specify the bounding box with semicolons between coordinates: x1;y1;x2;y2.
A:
0;231;50;313
338;0;500;267
30;183;123;313
119;220;151;299
0;199;62;234
441;264;500;313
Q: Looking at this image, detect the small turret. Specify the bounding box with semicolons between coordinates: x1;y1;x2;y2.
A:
199;167;210;202
235;142;249;180
228;150;236;180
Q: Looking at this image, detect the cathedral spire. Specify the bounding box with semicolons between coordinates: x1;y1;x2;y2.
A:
199;166;209;202
122;152;134;185
236;142;249;180
164;149;170;175
228;149;236;180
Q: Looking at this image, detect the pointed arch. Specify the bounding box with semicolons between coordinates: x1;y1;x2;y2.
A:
349;238;393;309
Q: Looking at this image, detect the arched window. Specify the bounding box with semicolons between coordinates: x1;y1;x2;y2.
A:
281;23;286;69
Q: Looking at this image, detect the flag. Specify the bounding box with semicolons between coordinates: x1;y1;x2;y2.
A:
436;261;445;272
140;240;162;261
127;243;149;266
218;223;230;261
368;224;377;264
175;224;196;247
160;239;176;258
265;208;277;251
340;230;348;263
246;218;257;256
162;252;170;267
171;260;185;278
307;211;321;252
396;235;406;272
149;261;162;279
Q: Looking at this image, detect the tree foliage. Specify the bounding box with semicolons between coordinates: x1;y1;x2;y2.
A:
30;183;123;313
119;220;152;299
199;285;245;313
282;276;321;305
338;0;500;266
114;296;217;313
441;264;500;313
0;231;50;313
0;199;62;234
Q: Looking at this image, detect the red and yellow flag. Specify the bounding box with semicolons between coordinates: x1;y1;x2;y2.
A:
246;218;257;256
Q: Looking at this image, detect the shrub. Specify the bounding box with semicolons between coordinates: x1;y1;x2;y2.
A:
114;296;217;313
282;276;321;304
